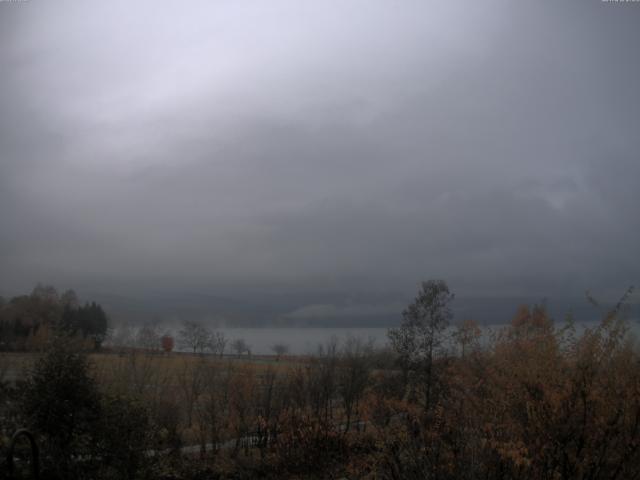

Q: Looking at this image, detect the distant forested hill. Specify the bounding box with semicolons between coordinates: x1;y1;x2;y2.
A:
75;290;635;328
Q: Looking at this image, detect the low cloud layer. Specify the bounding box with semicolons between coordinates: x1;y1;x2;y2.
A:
1;1;639;318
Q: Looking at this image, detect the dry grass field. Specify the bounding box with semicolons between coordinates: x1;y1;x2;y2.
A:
1;350;302;384
0;352;38;384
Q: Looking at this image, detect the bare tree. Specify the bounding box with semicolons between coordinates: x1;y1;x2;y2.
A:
388;279;454;412
228;365;257;457
136;324;160;352
195;361;230;456
210;331;228;357
255;366;282;458
308;337;339;428
231;338;250;357
271;343;289;360
176;358;206;428
339;336;374;432
178;320;211;354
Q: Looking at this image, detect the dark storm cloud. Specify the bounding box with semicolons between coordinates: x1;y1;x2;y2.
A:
1;0;639;318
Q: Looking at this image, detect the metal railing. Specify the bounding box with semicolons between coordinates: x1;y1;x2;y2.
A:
6;429;39;479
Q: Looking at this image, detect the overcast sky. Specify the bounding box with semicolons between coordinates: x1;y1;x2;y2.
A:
1;0;639;315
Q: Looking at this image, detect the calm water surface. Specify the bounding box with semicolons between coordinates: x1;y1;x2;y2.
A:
217;327;389;355
119;320;639;356
217;321;639;355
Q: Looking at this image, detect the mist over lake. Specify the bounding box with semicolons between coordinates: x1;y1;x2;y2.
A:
117;320;640;355
209;327;390;355
199;322;640;355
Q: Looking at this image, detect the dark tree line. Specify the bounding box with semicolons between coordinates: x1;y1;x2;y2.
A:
60;302;109;349
0;284;109;351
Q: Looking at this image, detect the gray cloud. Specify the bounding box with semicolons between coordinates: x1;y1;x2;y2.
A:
1;0;639;319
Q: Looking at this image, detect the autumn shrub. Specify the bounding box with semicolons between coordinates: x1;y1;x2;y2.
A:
375;299;640;480
267;409;347;475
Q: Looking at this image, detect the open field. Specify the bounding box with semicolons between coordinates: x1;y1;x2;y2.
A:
0;352;37;384
0;350;306;385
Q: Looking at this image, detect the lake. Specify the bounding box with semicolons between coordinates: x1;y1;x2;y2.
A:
115;319;639;355
216;320;639;355
217;327;390;355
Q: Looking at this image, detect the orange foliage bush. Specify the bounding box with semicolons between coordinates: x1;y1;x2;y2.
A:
370;302;640;480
